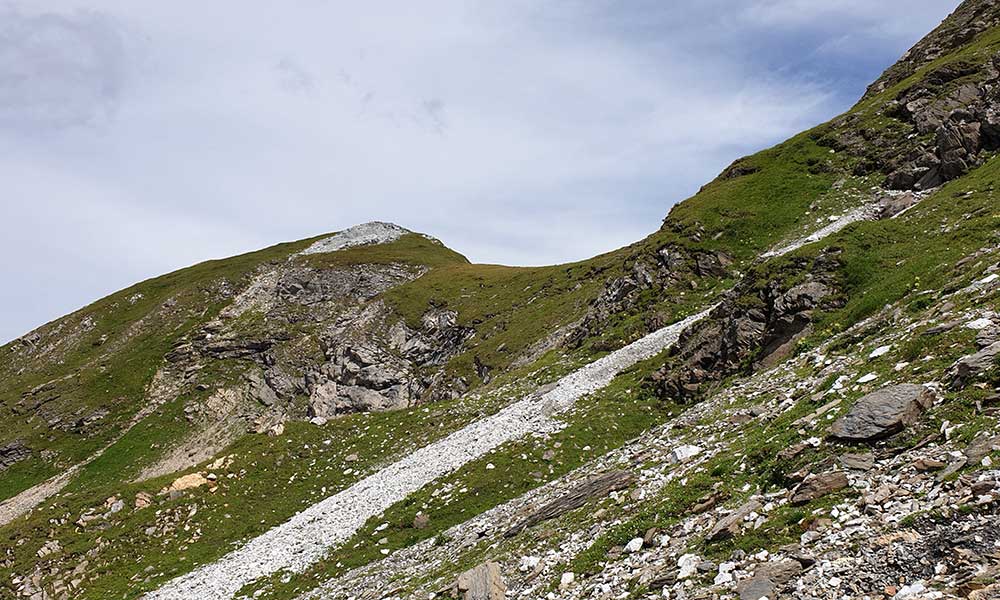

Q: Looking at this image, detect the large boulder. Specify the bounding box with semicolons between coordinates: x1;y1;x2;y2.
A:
452;562;506;600
829;384;934;441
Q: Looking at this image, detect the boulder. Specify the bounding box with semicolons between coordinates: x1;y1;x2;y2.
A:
308;381;338;418
452;562;506;600
166;473;209;493
756;559;804;585
950;341;1000;388
839;452;875;471
829;384;934;441
965;433;1000;464
789;471;849;505
707;499;762;541
737;576;776;600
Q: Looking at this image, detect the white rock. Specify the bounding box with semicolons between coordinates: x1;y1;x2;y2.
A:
299;222;424;255
967;318;994;330
670;445;703;463
869;345;892;359
624;537;644;553
519;556;540;572
896;582;927;598
677;553;700;579
857;373;878;383
559;572;575;588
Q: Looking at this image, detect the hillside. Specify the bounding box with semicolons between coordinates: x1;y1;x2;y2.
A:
4;2;1000;599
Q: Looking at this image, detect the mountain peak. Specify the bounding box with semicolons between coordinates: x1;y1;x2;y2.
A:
298;221;431;255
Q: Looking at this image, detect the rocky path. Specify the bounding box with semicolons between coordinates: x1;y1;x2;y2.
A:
761;203;881;259
145;309;711;600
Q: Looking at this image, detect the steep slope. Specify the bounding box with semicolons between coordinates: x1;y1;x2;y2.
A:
4;2;1000;599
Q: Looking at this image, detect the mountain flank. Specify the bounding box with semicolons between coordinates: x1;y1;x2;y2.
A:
4;2;1000;599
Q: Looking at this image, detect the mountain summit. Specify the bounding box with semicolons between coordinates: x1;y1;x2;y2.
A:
5;2;1000;599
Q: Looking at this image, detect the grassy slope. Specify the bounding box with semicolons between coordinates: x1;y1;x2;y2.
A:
0;236;325;501
7;9;1000;598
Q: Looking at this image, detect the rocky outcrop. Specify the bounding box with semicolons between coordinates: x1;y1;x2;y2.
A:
829;384;935;441
305;307;475;419
568;244;732;348
811;1;1000;192
0;441;30;471
864;0;1000;100
949;340;1000;387
652;251;842;401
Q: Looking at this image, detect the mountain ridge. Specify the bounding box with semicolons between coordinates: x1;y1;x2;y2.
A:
5;2;1000;599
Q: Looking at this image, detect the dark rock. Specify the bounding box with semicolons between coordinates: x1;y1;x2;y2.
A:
737;576;777;600
923;320;961;336
653;251;842;402
0;441;30;471
720;157;760;180
504;471;634;537
790;471;849;505
878;193;920;218
829;384;934;441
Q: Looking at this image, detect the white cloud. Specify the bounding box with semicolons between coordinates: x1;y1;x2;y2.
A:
0;7;126;130
0;0;962;342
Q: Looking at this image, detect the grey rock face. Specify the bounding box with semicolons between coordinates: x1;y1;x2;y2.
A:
829;384;934;441
653;251;841;401
737;576;776;600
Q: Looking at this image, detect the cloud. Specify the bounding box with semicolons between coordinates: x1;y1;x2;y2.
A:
0;7;126;131
274;58;314;94
0;0;962;343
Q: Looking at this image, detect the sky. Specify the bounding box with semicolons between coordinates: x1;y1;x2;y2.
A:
0;0;961;344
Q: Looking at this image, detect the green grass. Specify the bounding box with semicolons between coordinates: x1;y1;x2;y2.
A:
0;377;535;599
